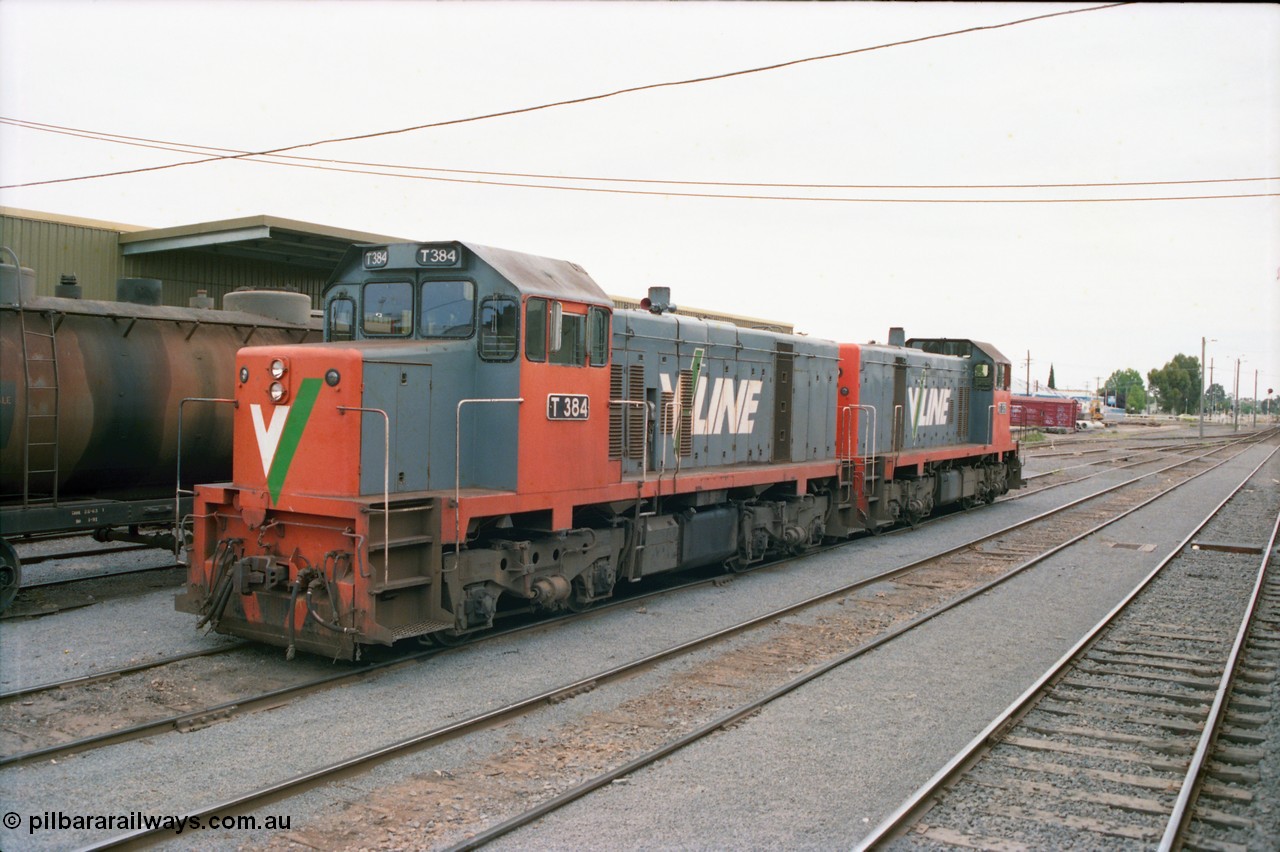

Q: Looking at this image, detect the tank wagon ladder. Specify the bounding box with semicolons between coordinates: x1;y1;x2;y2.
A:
19;307;60;506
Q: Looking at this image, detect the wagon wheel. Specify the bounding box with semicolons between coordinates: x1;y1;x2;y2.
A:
0;540;20;613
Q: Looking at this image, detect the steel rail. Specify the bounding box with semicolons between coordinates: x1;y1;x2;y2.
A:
444;439;1278;851
6;432;1258;769
1;559;783;768
15;561;181;593
854;443;1279;850
78;434;1261;850
0;642;244;702
1158;500;1280;849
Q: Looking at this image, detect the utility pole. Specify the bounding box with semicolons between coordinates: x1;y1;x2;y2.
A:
1026;352;1031;397
1253;369;1258;428
1199;336;1205;439
1233;358;1241;431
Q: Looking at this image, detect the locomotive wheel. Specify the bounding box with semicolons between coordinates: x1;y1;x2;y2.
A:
0;540;20;613
430;629;472;647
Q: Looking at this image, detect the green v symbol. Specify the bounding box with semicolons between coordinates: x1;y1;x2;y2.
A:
264;378;322;504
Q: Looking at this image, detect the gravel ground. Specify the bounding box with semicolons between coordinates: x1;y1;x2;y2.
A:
484;442;1277;852
890;445;1280;850
0;434;1268;850
0;586;239;694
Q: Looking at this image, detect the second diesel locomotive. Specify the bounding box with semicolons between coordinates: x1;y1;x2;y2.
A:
179;242;1022;658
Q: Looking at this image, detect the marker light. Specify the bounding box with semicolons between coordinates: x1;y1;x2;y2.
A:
325;368;341;387
269;382;287;403
269;359;288;379
239;366;249;383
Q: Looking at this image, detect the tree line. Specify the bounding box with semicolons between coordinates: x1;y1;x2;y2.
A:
1087;356;1277;416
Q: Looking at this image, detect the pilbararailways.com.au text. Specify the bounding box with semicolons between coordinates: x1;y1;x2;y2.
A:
7;811;292;835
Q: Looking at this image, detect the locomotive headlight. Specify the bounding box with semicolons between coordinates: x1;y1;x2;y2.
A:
239;366;249;384
269;358;288;379
269;382;287;403
324;368;341;387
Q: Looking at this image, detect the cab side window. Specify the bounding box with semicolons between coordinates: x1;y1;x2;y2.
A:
327;297;356;342
479;296;518;361
549;311;585;366
526;298;547;362
588;306;610;367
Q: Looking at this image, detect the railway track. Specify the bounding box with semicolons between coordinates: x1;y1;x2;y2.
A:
857;447;1280;850
1;430;1262;628
2;429;1259;775
68;427;1271;848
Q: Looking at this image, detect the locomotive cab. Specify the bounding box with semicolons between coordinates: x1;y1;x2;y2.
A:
181;242;626;657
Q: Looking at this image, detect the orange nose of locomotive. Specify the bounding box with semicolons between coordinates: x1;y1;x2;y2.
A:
233;346;364;503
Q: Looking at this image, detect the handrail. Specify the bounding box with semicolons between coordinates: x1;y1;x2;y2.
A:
337;405;391;586
175;397;237;561
892;404;903;454
609;398;649;482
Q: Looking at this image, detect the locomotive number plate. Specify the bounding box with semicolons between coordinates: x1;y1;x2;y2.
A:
416;244;462;267
547;394;589;421
363;248;389;269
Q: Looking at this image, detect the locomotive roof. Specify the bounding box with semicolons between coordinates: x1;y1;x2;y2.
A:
330;242;611;307
907;337;1011;366
466;242;611;306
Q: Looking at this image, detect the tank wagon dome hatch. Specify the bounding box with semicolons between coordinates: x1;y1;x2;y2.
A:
325;241;611;307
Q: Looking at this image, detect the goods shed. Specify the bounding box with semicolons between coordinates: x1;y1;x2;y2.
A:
0;207;410;306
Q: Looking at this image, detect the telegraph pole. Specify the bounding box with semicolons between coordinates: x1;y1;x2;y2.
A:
1025;352;1031;396
1233;358;1241;431
1199;337;1205;438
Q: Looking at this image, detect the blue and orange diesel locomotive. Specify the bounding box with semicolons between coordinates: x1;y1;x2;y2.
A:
178;242;1023;658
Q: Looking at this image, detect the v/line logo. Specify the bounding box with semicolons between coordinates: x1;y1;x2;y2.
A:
660;350;764;436
249;378;322;503
908;386;952;435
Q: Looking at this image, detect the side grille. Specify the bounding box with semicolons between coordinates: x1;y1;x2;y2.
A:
627;364;646;459
609;364;625;459
678;369;694;457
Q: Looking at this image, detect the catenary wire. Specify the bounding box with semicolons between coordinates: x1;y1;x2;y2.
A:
0;3;1131;191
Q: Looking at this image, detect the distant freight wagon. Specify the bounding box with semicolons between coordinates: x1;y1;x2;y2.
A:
1010;396;1077;432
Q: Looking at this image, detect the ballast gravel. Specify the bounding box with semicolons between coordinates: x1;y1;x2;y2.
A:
0;432;1272;851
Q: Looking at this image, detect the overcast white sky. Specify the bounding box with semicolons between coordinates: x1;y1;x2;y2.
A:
1;1;1276;398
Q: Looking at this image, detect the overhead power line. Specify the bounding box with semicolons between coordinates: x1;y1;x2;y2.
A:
3;117;1276;203
1;2;1131;191
4;117;1277;193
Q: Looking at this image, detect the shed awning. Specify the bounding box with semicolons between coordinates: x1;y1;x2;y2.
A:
118;215;409;270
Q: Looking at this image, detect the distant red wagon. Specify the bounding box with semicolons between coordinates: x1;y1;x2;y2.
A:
1010;396;1077;432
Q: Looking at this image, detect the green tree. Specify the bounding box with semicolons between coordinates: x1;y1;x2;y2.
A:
1047;364;1056;389
1204;383;1227;415
1104;368;1147;412
1147;354;1202;415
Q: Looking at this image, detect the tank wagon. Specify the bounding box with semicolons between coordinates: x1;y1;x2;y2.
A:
0;251;321;610
178;241;1022;659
